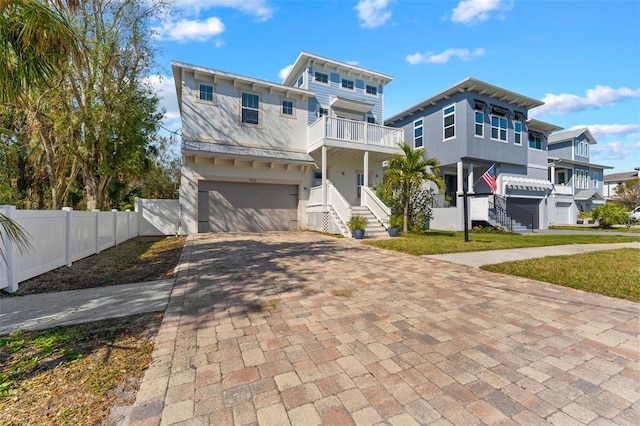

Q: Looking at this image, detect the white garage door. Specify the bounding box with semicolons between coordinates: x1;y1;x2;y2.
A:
198;181;298;233
555;202;571;225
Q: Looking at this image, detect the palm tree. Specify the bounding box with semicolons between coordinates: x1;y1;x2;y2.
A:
383;143;444;233
0;213;31;262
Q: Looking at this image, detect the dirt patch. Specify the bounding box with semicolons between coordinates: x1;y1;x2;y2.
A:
8;236;186;296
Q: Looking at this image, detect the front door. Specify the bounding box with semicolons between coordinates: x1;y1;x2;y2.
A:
357;173;365;199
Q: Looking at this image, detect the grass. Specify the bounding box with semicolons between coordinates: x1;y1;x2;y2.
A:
549;225;639;232
0;314;161;424
364;230;639;255
482;249;640;302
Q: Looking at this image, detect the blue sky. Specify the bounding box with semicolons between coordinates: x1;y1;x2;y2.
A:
150;0;640;175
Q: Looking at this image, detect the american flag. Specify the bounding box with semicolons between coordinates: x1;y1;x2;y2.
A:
481;164;497;193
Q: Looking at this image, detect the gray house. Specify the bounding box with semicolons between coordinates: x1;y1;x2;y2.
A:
385;78;557;231
547;128;612;224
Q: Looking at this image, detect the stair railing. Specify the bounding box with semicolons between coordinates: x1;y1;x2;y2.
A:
488;195;513;230
361;186;391;228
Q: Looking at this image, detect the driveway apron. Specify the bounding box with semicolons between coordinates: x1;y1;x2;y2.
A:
130;232;639;425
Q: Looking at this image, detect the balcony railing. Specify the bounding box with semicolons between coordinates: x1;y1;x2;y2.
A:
309;116;404;148
552;184;573;195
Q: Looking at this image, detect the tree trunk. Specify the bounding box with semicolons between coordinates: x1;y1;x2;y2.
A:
403;200;409;234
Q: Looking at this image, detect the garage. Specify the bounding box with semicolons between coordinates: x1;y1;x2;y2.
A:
507;198;540;229
198;181;299;233
555;202;572;225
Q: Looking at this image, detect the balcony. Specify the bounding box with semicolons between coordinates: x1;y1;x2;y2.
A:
552;184;573;195
308;116;404;154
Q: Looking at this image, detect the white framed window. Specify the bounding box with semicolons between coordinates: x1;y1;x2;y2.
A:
198;83;215;103
241;92;259;125
341;78;354;91
575;139;589;157
474;110;484;137
414;119;423;148
529;134;542;150
367;115;376;124
491;115;507;141
317;106;329;118
443;105;455;140
314;72;329;84
365;85;378;96
514;120;522;145
281;99;294;117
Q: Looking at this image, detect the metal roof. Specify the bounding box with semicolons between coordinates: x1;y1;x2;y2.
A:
548;128;596;145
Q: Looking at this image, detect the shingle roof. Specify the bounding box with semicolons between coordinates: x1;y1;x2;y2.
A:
548;128;595;145
574;189;604;201
604;171;639;182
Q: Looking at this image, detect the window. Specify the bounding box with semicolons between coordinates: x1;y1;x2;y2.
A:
297;75;304;87
318;107;329;118
575;139;589;157
241;92;259;125
576;169;589;189
199;84;214;102
314;72;328;84
367;116;376;124
313;171;323;187
443;105;455;139
414;119;423;148
281;100;294;116
514;121;522;145
366;85;378;96
341;79;354;90
529;133;542;149
475;110;484;137
491;116;507;141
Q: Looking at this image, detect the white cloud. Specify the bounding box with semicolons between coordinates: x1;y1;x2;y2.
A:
144;75;180;131
406;48;486;65
451;0;511;25
177;0;274;22
155;17;225;42
591;140;640;161
278;64;293;81
568;124;640;138
355;0;392;29
346;60;360;66
530;85;640;117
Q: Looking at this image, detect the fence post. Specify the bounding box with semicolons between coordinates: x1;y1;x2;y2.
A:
125;209;131;240
93;210;100;254
112;209;118;246
1;205;18;293
62;207;73;267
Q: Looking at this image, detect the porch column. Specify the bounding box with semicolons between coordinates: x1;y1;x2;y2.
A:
363;151;369;187
322;145;327;207
550;164;555;184
467;162;474;193
456;161;464;195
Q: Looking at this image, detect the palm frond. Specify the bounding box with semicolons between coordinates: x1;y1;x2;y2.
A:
0;213;32;263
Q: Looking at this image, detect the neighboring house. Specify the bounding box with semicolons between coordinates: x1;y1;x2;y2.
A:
385;78;558;231
172;52;403;236
547;128;612;225
603;168;640;199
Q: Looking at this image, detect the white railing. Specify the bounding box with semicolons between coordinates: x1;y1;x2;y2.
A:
308;186;323;206
328;184;352;227
552;185;573;195
361;186;390;227
311;116;404;147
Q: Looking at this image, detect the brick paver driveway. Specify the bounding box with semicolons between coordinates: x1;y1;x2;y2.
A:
131;232;639;425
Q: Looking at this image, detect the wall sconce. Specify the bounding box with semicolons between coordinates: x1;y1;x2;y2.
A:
341;171;345;175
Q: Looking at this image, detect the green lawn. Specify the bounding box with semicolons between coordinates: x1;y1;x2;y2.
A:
482;249;640;302
364;230;639;255
549;225;640;232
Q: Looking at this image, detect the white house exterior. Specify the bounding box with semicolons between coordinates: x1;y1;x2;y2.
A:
173;53;403;236
603;168;640;199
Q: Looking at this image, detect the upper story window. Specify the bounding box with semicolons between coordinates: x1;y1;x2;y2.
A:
475;110;484;137
491;116;507;141
576;169;589;189
366;85;378;96
341;78;354;90
367;116;376;124
575;139;589;157
443;105;455;140
199;83;214;102
514;120;522;145
529;133;542;150
241;92;259;125
297;75;304;87
281;99;294;116
318;107;329;118
314;72;329;84
414;119;423;148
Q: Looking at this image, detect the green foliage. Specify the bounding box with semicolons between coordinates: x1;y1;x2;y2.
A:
590;203;629;228
346;215;367;230
388;214;403;228
614;178;640;209
471;225;510;234
382;143;443;233
577;210;591;220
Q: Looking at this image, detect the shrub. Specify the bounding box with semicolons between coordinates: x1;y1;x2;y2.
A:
590;203;628;229
346;215;367;230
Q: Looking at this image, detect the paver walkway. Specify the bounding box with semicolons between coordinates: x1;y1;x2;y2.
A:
130;232;640;425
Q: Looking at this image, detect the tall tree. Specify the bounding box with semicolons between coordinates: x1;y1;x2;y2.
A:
383;143;444;233
614;178;640;210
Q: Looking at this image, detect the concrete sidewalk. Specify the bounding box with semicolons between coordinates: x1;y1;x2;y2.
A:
425;242;640;267
0;279;174;335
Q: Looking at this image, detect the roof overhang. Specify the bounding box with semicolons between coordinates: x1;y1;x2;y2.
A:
548;157;613;170
330;96;375;113
526;119;564;134
385;77;544;125
548;128;597;145
282;51;393;86
182;141;316;166
504;177;553;192
574;189;605;201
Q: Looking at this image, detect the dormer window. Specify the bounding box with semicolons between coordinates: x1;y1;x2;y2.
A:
575;139;589;157
341;78;354;90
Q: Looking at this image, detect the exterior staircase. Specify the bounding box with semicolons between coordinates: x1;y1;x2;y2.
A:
351;206;388;238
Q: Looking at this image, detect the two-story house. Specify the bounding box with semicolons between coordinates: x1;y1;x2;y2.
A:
172;52;403;236
547;128;612;224
385;78;558;231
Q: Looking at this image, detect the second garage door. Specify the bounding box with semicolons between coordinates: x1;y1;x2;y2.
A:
198;181;299;233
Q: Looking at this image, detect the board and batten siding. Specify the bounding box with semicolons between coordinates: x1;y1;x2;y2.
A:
180;70;310;153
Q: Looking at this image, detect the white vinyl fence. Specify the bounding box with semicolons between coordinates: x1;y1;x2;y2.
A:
0;199;181;293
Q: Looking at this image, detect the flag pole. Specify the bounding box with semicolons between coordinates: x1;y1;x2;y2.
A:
474;163;495;187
